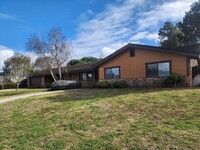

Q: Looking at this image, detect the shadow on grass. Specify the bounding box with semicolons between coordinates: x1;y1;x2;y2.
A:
46;87;200;103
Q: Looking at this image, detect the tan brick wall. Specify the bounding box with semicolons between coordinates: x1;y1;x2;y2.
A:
99;48;187;80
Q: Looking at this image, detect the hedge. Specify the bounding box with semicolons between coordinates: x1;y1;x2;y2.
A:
94;80;128;88
94;81;111;88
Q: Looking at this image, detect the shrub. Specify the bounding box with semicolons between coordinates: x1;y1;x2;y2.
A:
112;80;127;88
164;73;184;88
4;82;16;89
94;81;111;88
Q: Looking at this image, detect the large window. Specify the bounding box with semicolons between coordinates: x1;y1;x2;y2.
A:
146;61;171;78
105;67;120;79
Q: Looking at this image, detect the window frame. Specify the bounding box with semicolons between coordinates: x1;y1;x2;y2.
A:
145;60;172;78
104;66;120;79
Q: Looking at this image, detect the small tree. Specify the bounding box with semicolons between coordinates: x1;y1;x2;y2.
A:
4;54;32;90
9;69;27;90
26;27;72;81
164;73;184;88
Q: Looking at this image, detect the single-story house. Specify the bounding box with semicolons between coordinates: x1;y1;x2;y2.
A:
28;43;200;88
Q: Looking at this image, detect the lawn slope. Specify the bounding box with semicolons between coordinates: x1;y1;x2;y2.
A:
0;88;199;149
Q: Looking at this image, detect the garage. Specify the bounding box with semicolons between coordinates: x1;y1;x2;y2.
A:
30;77;42;88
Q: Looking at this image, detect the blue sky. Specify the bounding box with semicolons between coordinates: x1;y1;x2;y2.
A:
0;0;197;69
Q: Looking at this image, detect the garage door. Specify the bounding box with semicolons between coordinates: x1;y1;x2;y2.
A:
31;77;42;88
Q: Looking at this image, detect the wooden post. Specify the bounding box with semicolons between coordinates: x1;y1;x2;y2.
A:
41;76;45;88
27;78;30;88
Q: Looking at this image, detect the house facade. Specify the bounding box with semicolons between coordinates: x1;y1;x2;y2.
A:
28;43;200;88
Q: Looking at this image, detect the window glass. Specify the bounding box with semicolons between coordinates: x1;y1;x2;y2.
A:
112;68;120;79
105;68;112;79
146;61;171;78
158;62;170;77
147;64;158;78
105;67;120;79
87;73;93;81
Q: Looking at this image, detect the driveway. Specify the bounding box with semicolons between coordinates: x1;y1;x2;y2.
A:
0;90;65;104
0;89;15;93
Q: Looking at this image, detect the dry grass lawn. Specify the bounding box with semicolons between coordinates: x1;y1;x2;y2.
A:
0;88;199;149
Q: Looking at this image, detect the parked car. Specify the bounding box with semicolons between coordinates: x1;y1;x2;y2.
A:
51;80;82;90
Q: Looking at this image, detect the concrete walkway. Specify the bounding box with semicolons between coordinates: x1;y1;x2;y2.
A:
0;89;15;92
0;90;65;104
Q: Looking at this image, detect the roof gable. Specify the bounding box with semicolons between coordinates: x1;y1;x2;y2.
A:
94;43;200;67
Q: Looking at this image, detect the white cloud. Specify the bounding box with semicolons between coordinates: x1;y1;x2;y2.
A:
0;45;14;71
136;0;196;31
0;12;15;20
100;42;127;58
73;0;145;58
130;31;158;41
0;45;38;72
72;0;197;58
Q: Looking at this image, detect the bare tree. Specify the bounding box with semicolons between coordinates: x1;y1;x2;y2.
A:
33;56;57;71
26;27;72;81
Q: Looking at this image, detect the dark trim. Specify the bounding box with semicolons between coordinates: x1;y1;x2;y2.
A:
186;56;190;76
130;47;135;57
145;60;172;78
104;66;121;80
145;60;172;65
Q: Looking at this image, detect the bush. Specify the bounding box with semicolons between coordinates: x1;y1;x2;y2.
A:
4;82;16;89
112;80;127;88
164;73;184;88
94;81;111;88
51;80;82;91
95;80;128;88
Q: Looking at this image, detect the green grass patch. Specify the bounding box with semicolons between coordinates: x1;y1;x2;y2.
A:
0;88;199;149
